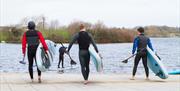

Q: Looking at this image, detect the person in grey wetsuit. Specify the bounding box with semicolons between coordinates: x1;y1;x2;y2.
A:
67;24;99;85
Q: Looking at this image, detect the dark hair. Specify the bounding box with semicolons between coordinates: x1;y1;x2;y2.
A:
137;27;144;33
28;21;36;30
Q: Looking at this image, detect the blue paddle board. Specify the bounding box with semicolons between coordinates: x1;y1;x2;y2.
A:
89;45;103;72
147;47;168;79
168;70;180;75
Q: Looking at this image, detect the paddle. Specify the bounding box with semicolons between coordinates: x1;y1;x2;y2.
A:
19;54;36;67
59;42;77;65
122;54;136;63
122;48;146;63
19;55;26;64
155;52;161;60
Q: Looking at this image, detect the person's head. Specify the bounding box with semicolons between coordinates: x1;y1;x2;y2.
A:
79;24;85;30
137;27;144;34
28;21;36;30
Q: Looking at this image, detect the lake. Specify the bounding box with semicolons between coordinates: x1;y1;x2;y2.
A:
0;38;180;75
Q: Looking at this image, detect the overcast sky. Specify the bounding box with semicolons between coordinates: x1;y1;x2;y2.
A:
0;0;179;27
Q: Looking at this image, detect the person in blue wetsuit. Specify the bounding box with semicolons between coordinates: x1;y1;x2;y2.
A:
131;27;154;80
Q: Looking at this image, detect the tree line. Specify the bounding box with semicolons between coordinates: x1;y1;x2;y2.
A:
0;16;179;43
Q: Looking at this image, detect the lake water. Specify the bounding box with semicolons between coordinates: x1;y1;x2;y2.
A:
0;38;180;75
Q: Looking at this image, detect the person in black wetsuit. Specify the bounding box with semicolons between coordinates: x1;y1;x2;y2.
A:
67;24;99;84
22;21;48;83
58;46;67;68
131;27;154;80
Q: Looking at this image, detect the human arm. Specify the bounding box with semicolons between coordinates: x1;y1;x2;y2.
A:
147;38;154;51
22;32;27;56
37;31;48;52
67;33;79;52
89;33;99;53
132;37;138;54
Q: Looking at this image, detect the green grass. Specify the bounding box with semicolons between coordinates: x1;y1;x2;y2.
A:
40;28;70;43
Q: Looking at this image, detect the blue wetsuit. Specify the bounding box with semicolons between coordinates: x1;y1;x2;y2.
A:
132;34;154;77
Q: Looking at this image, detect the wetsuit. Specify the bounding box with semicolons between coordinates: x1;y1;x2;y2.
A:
132;34;154;77
67;31;98;80
22;30;48;79
58;46;67;68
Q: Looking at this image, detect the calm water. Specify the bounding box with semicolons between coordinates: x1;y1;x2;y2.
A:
0;38;180;75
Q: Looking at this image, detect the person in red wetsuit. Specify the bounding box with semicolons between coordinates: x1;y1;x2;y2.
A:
22;21;48;83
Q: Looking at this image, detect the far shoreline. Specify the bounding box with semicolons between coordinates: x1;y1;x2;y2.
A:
1;37;180;44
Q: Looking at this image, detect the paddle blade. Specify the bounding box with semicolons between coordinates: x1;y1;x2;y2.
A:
70;60;77;65
19;61;26;64
122;60;128;63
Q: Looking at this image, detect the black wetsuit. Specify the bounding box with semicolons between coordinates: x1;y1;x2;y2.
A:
26;30;41;79
132;34;154;77
68;31;98;80
58;46;67;68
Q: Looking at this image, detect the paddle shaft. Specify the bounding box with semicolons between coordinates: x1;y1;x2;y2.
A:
125;53;136;61
122;48;147;63
23;55;25;61
59;42;76;63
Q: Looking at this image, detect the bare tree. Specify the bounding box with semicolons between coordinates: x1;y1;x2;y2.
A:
49;20;59;30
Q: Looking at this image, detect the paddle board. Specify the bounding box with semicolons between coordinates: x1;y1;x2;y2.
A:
88;45;103;72
147;46;168;79
36;40;56;72
168;70;180;75
57;66;79;73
